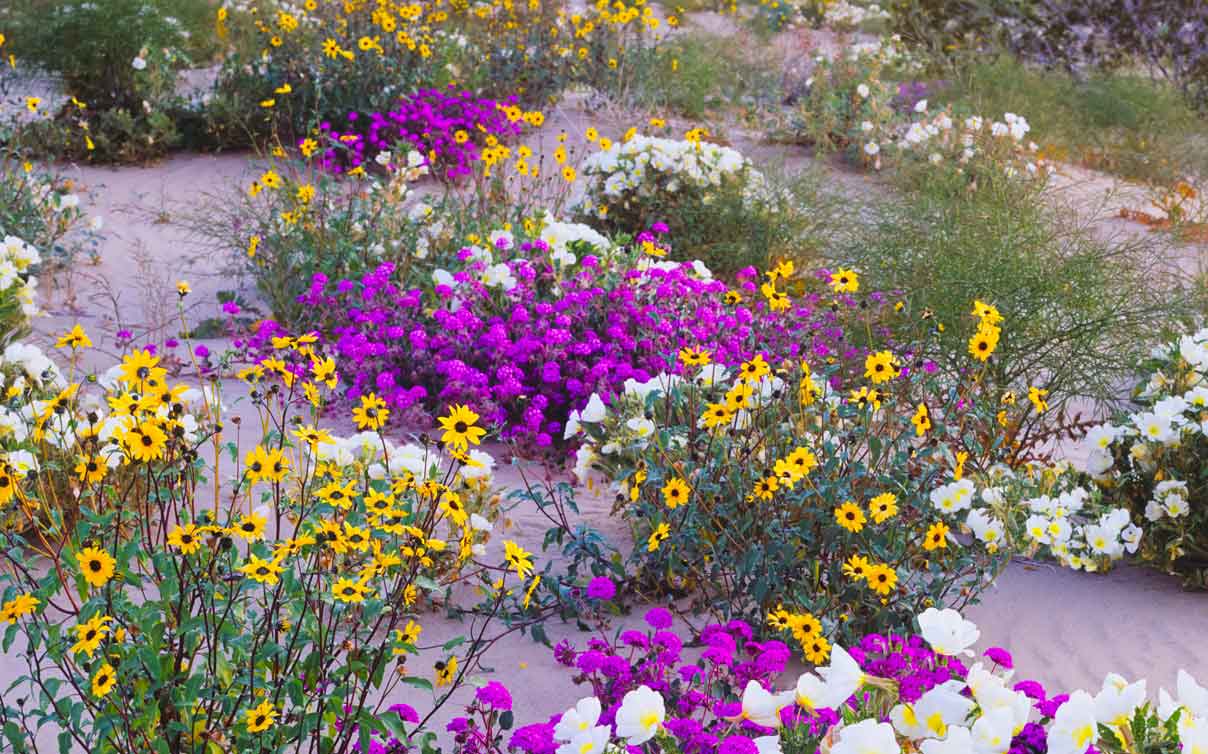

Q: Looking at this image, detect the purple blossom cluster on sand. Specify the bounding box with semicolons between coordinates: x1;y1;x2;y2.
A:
312;86;526;177
241;243;894;447
353;609;1086;753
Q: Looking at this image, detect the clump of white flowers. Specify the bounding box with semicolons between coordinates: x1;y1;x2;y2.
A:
925;461;1139;573
823;0;889;29
1073;325;1208;583
578;134;764;217
0;234;43;322
890;105;1052;181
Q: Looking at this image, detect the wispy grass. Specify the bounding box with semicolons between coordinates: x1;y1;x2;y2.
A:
623;30;785;120
831;177;1190;414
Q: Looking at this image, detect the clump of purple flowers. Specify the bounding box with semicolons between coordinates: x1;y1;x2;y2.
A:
511;608;834;754
851;634;1068;754
347;612;1084;754
312;86;527;178
240;231;896;449
502;616;1071;754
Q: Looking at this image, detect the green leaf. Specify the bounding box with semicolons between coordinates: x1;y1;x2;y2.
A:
400;676;433;692
3;722;25;753
378;709;410;741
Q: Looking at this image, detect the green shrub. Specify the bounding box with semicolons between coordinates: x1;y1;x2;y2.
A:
2;0;215;162
186;162;429;328
613;31;785;121
833;176;1187;424
572;327;1012;646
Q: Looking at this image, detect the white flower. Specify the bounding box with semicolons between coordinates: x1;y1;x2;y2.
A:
1084;424;1119;452
1154;396;1190;423
132;56;148;70
1159;670;1208;722
920;725;973;754
890;682;975;739
755;735;783;754
738;680;793;728
1118;523;1141;553
1083;522;1123;558
624;374;681;402
556;726;610;754
1182;721;1208;754
1182;334;1208;369
7;449;39;476
614;685;664;745
554;697;602;742
831;719;899;754
966;508;1004;547
856;83;871;98
626;416;656;439
460;449;495;481
1083;449;1113;476
812;645;864;705
1133;411;1175;444
1048;690;1098;754
1165;496;1190;518
481;262;517;291
864;142;880;156
572;444;606;490
970;707;1016;754
930;479;975;514
1145;499;1165;522
581;393;607;423
917;608;979;656
386;444;426;477
697;364;730;387
563;412;582;440
913;98;928;113
1094;673;1146;729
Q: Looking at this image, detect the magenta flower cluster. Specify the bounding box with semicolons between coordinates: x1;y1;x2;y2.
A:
310;86;526;177
345;609;1078;754
499;616;1069;754
510;607;830;754
241;238;893;448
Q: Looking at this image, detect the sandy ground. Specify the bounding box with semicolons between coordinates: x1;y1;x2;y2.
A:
2;39;1208;748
